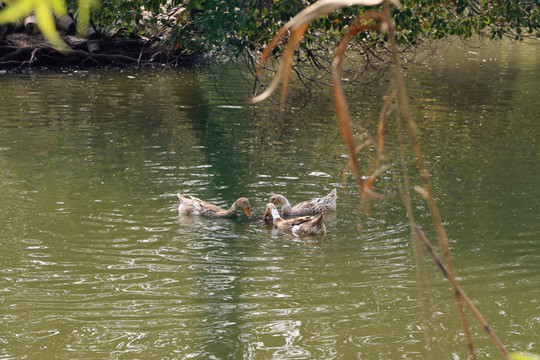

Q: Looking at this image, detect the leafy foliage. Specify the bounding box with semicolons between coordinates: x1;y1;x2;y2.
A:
1;0;538;54
69;0;99;37
394;0;540;42
83;0;164;35
0;0;70;50
0;0;98;50
169;0;539;56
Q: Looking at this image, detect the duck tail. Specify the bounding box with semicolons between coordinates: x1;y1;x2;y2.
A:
313;213;324;227
327;189;337;209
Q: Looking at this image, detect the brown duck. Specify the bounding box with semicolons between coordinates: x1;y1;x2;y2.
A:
263;203;326;236
269;189;337;216
177;194;252;218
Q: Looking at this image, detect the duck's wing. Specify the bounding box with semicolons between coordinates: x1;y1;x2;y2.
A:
290;216;312;226
273;216;310;232
293;213;326;236
290;198;325;215
189;196;225;217
290;190;337;215
188;196;204;209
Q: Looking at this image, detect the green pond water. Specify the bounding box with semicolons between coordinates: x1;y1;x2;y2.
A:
0;39;538;359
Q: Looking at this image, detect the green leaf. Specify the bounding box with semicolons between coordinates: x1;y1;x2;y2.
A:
510;352;540;360
35;1;69;52
188;0;203;11
0;0;34;25
76;0;99;37
48;0;67;17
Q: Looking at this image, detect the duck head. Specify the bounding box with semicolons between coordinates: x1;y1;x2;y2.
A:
234;197;253;217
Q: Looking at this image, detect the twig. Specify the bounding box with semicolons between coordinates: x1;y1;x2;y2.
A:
332;16;381;198
374;89;396;170
413;225;511;359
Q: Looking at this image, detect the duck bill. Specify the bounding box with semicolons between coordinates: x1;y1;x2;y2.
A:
263;209;270;219
244;207;253;217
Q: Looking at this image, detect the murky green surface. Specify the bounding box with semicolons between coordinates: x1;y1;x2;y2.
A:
0;39;538;359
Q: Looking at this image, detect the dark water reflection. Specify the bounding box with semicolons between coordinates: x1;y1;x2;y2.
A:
0;39;538;359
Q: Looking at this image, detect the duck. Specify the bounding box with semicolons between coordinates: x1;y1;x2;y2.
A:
269;188;337;216
263;203;326;236
177;194;253;218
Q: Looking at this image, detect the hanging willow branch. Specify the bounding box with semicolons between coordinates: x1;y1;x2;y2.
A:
251;0;390;104
332;13;388;201
251;0;515;358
